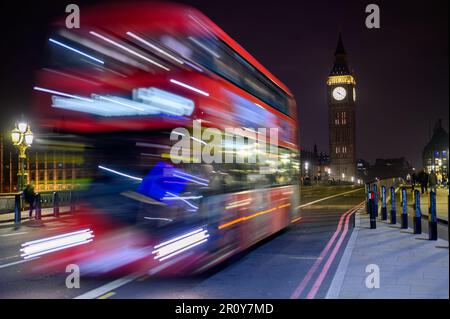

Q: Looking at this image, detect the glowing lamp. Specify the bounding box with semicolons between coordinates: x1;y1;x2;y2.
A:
18;122;28;133
24;128;34;146
11;128;21;145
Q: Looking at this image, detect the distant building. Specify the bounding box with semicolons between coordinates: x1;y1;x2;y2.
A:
368;157;413;181
356;159;370;181
422;119;449;175
300;144;330;183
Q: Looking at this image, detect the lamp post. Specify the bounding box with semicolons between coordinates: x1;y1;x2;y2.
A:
11;122;33;192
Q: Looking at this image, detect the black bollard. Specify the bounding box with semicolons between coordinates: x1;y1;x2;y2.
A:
53;191;60;217
35;193;42;220
366;183;371;214
381;185;387;220
366;183;370;214
372;184;379;217
401;188;408;229
390;186;397;224
428;191;438;240
369;191;376;229
14;193;22;224
413;190;422;234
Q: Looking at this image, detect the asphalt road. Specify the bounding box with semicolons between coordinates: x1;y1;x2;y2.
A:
0;187;369;299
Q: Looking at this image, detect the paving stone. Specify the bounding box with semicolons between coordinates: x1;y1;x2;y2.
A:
335;212;449;299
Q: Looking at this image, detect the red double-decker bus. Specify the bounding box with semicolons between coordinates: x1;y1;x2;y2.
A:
27;2;300;276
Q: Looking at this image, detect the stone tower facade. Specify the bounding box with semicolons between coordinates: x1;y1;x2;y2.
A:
327;34;357;182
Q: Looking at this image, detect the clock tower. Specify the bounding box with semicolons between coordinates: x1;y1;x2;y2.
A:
327;34;356;182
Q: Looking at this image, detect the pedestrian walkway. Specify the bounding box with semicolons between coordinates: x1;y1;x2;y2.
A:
410;187;448;222
0;206;71;224
327;210;449;299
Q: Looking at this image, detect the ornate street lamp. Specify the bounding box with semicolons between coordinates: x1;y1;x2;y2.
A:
11;122;33;192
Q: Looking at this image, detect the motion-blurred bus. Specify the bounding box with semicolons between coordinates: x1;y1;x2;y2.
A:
26;2;300;276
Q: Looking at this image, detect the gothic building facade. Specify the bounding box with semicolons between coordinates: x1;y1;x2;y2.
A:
327;34;357;181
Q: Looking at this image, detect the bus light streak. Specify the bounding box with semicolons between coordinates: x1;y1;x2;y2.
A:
89;31;170;71
20;229;94;259
169;79;210;96
163;191;199;210
152;228;209;261
219;203;291;229
33;86;92;102
126;31;184;65
98;165;143;181
49;38;104;64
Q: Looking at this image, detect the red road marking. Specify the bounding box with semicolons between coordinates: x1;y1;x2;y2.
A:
306;210;355;299
289;206;356;299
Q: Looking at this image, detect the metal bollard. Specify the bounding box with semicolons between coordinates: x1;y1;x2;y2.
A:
428;191;438;240
390;186;397;224
381;185;387;220
413;190;422;234
369;191;376;229
401;188;408;229
53;191;60;217
14;193;22;224
366;183;371;214
372;184;379;217
35;193;42;220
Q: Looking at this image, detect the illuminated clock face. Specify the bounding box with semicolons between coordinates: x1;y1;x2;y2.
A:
332;87;347;101
353;87;356;101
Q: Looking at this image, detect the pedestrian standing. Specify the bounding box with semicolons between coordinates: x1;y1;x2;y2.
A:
436;171;442;187
411;172;417;191
419;170;428;194
406;173;411;185
23;183;36;219
429;170;438;193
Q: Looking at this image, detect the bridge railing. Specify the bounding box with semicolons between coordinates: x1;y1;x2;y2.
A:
0;190;77;224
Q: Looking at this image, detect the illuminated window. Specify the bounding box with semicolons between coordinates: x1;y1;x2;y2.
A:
342;111;347;125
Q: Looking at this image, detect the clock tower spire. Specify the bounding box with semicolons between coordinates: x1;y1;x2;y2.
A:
327;33;357;182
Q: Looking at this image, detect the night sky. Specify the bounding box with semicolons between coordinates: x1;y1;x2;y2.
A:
0;0;448;168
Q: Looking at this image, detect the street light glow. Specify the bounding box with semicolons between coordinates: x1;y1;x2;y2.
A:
10;122;34;191
24;128;34;146
18;122;27;133
11;128;21;145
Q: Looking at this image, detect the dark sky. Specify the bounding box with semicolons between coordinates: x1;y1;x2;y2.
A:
0;0;448;168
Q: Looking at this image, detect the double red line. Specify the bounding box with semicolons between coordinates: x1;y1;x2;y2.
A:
290;201;364;299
